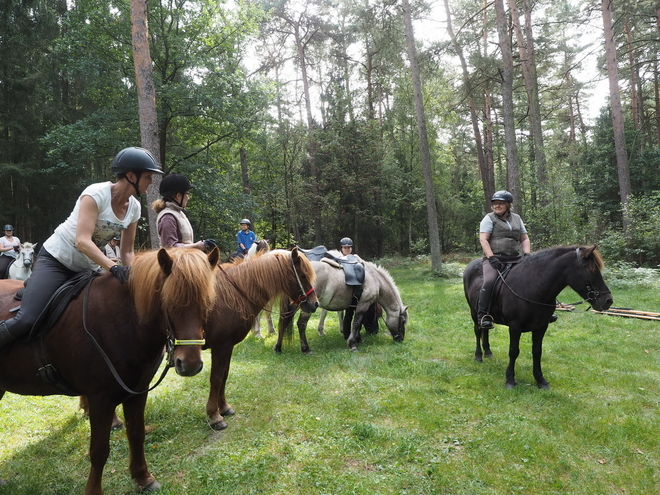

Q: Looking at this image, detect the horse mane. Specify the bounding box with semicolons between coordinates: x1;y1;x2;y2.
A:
370;262;403;304
129;249;217;323
529;245;604;272
216;250;315;317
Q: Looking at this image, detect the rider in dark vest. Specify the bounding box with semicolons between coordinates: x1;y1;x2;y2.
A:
477;191;530;329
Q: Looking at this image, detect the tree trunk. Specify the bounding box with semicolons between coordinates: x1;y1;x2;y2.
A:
508;0;547;201
130;0;161;248
402;0;441;272
240;145;249;194
494;0;521;210
601;0;632;235
444;0;493;211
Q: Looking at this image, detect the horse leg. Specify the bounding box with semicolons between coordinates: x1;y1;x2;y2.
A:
347;308;367;351
274;301;296;353
84;396;120;495
252;310;263;338
122;393;160;491
296;312;312;354
266;306;276;335
474;323;484;362
505;329;522;389
317;308;328;336
532;327;550;389
79;396;123;430
206;346;235;430
482;328;493;358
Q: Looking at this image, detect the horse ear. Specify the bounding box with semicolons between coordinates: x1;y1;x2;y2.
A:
207;246;220;268
291;247;299;261
157;248;173;276
582;245;596;258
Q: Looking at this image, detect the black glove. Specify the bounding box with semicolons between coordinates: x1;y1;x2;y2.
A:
243;248;248;255
488;256;504;272
109;265;130;284
13;246;19;252
203;239;217;251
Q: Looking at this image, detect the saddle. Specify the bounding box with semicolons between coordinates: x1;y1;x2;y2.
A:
299;246;365;286
10;270;99;396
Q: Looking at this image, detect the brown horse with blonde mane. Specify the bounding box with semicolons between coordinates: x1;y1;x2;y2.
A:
205;247;318;430
0;247;219;495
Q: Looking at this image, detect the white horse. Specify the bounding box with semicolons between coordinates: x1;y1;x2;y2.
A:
7;242;37;281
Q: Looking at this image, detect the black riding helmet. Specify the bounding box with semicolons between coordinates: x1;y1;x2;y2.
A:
160;173;195;197
340;237;353;247
491;190;514;203
111;147;163;196
3;225;13;231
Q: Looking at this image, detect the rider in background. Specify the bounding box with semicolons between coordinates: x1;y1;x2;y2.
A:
0;147;163;352
0;225;21;278
477;190;530;329
103;236;121;264
152;173;216;251
233;219;256;259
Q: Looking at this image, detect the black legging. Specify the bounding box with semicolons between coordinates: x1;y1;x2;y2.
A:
3;248;77;339
0;255;14;279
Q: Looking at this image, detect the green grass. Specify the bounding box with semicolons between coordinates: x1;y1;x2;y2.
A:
2;258;660;494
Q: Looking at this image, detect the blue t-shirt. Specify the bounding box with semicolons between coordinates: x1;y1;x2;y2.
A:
237;229;256;251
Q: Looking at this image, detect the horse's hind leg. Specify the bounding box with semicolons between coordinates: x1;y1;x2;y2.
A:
252;310;263;338
317;309;328;336
531;327;550;389
85;396;122;495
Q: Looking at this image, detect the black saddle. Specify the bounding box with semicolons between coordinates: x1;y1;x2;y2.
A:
299;246;365;286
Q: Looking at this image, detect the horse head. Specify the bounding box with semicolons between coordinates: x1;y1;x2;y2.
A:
385;305;408;342
289;247;319;313
19;242;36;268
576;245;613;312
131;247;219;377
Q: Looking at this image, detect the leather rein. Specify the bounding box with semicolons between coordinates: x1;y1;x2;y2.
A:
496;247;610;309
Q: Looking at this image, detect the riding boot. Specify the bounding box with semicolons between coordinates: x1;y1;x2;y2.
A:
0;321;18;351
476;288;494;329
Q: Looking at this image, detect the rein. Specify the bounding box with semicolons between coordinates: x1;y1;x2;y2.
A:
82;277;173;395
496;248;610;309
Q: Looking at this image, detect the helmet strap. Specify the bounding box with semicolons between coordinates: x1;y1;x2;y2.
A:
125;172;143;196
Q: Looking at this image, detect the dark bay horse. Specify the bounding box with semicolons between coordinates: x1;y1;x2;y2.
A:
463;245;613;389
0;247;219;494
276;259;408;352
204;247;318;430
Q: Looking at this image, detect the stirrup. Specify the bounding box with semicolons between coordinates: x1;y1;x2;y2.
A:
479;314;494;329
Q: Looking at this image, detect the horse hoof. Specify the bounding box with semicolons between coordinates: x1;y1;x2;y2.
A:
505;381;517;390
484;352;493;358
220;407;235;417
140;480;162;492
474;356;483;362
210;420;228;431
538;382;551;390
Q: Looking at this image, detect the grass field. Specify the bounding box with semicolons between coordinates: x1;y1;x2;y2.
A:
1;256;659;494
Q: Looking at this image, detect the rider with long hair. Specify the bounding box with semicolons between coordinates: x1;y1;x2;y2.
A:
0;147;163;351
152;173;215;251
477;191;530;329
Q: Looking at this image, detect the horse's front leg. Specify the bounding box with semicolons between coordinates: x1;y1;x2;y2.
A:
84;396;120;495
506;328;522;389
474;323;484;362
79;396;123;430
206;346;235;430
274;301;297;353
317;308;328;336
347;307;367;351
296;311;312;354
122;393;160;491
531;326;550;389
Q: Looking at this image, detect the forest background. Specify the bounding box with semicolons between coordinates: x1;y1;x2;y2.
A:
2;0;659;269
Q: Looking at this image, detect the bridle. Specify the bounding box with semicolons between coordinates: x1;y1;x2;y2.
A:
497;247;610;308
218;254;315;314
82;278;204;395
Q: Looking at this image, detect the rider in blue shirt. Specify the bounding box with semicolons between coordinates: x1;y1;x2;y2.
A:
234;219;256;259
